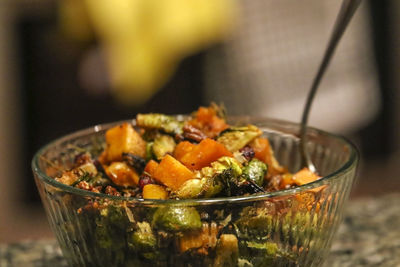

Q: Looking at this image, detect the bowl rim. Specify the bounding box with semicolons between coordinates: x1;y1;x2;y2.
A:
32;116;358;205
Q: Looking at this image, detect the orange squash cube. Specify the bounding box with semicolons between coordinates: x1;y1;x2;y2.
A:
174;141;196;162
153;154;194;190
179;138;233;170
144;159;159;177
143;184;168;199
105;162;139;187
104;123;146;162
292;168;320;186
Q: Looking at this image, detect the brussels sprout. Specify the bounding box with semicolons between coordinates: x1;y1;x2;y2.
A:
176;179;205;199
217;125;262;152
94;204;131;263
235;207;274;238
136;114;183;135
212;157;243;177
128;222;156;253
152;206;202;232
242;159;268;187
152;135;176;160
282;211;319;247
99;204;131;229
201;176;224;198
178;157;243;198
246;241;278;257
238;241;295;267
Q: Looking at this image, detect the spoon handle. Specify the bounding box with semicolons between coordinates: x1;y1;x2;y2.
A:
300;0;362;173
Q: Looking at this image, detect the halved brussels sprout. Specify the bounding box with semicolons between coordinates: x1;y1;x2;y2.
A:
242;159;268;187
136;114;183;135
175;179;205;199
152;135;176;160
152;206;202;232
128;222;156;253
217;125;262;152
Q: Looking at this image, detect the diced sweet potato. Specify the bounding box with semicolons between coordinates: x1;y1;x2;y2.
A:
178;222;218;253
105;162;139;187
292;167;320;186
144;159;159;177
179;138;233;170
280;173;295;188
250;137;285;176
174;141;196;162
186;106;229;138
153;154;194;190
143;184;168;199
104;123;146;162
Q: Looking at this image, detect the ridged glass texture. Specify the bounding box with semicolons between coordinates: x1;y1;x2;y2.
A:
32;117;358;267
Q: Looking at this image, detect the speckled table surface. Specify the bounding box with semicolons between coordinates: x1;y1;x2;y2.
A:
1;194;399;267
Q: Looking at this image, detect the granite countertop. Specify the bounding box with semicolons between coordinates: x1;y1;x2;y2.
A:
1;194;399;267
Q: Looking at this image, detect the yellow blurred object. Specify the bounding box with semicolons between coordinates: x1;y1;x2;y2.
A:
59;0;93;42
61;0;237;105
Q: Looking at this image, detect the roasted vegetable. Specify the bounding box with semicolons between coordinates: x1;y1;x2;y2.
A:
105;162;139;187
153;154;194;191
174;141;196;162
242;159;268;187
292;167;320;186
103;123;146;163
143;160;159;177
178;222;218;253
128;221;156;254
95;204;130;249
152;135;176;160
186;106;229;138
152;206;202;232
187;156;243;198
205;157;265;196
122;153;146;173
56;161;101;187
250;137;285;176
237;240;296;266
235;207;274;238
136;113;183;135
175;178;205;199
179;138;233;170
50;104;327;266
214;234;239;267
143;184;169;199
217;125;262;153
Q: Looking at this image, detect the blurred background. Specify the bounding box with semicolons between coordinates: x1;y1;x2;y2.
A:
0;0;399;242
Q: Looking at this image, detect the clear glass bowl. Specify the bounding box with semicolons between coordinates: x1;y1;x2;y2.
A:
32;117;358;267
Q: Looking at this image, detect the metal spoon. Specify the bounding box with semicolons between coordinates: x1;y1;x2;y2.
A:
300;0;362;173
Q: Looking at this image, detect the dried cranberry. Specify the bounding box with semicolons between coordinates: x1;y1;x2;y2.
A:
240;146;255;161
139;174;155;189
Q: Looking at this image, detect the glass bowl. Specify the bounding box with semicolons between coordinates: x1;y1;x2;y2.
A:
32;117;358;267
